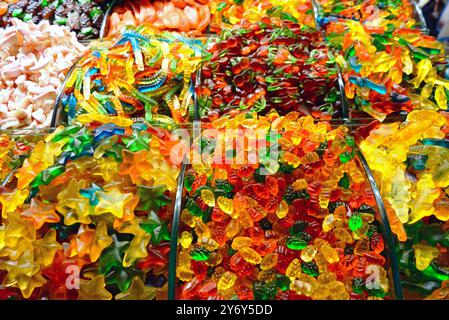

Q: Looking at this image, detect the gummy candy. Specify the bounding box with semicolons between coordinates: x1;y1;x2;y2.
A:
58;25;204;128
0;116;182;300
316;0;421;30
325;20;449;121
176;110;393;300
198;18;340;122
209;0;315;33
359;109;449;299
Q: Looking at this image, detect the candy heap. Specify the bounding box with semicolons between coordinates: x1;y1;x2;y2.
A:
360;109;449;298
316;0;419;29
0;115;181;299
0;0;108;40
324;20;449;121
177;110;392;300
59;27;204;128
107;0;211;36
198;19;340;122
209;0;315;33
0;19;86;129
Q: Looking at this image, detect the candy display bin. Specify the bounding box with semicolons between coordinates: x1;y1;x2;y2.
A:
195;28;344;122
168;116;403;300
51;29;210;128
312;0;428;32
357;116;449;300
350;108;449;300
0;121;192;300
100;0;212;39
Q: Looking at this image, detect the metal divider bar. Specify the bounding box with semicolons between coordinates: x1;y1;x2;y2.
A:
356;148;404;300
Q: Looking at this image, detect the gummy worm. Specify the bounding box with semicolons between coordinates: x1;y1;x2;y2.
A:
118;94;145;111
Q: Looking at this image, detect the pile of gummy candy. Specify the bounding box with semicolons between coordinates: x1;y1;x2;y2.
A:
0;0;448;301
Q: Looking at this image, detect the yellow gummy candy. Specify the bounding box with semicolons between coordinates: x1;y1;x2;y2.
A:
413;243;440;271
217;271;237;291
239;246;262;264
217;196;233;214
231;236;252;250
200;189;215;207
285;258;302;278
260;253;278;270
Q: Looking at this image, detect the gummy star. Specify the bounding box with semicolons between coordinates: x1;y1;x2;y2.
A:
136;242;170;270
1;250;46;298
56;179;92;225
137;185;171;212
0;188;28;219
113;217;142;236
42;250;90;300
21;198;60;229
123;230;151;267
93;158;120;181
122;129;151;152
99;235;129;274
90;221;113;262
65;127;94;156
119;149;151;184
4;211;36;247
80;183;103;206
122;195;139;222
33;229;63;267
105;266;143;292
145;159;180;192
140;210;171;245
15;160;41;190
95;187;133;218
115;277;158;300
78;275;113;300
68;222;112;262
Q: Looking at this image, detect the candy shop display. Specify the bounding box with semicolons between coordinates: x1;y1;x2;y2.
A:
209;0;315;33
1;0;449;301
0;115;182;299
0;0;109;41
359;109;449;299
57;26;204;128
198;19;340;122
107;0;211;36
325;20;449;121
315;0;420;30
0;19;86;129
176;111;394;300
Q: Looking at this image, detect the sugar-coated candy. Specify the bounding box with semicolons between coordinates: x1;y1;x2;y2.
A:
0;19;86;129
